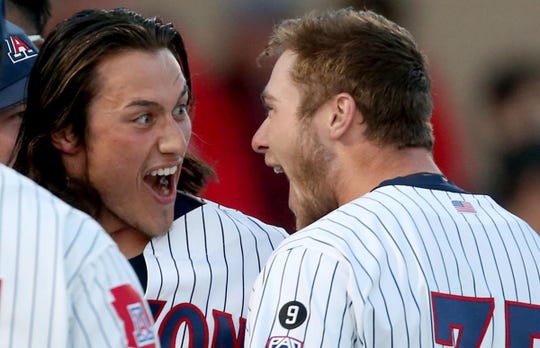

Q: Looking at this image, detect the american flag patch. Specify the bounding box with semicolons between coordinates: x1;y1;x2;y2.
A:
452;200;476;213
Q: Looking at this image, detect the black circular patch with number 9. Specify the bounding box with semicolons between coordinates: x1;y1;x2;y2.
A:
278;301;307;329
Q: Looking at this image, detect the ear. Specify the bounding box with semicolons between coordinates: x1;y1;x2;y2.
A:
51;126;81;155
328;93;357;140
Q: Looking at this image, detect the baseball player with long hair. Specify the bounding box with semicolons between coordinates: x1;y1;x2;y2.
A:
12;8;287;347
247;8;540;347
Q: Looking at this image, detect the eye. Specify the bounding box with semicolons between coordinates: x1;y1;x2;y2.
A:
10;111;24;120
262;103;274;118
135;113;152;125
173;104;189;120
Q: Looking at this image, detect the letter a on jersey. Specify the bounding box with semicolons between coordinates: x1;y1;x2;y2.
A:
111;284;157;347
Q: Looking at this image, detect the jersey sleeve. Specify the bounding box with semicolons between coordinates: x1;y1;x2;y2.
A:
64;213;159;348
246;245;359;348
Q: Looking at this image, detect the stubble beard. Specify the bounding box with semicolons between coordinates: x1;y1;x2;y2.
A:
293;126;339;230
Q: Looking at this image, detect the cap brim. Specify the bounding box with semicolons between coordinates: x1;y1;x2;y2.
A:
0;77;28;110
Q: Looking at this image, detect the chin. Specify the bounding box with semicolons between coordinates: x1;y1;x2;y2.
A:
148;209;175;235
155;223;173;237
139;219;173;238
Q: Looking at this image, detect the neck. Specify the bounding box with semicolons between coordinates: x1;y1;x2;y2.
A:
335;145;440;205
97;211;150;258
108;227;150;258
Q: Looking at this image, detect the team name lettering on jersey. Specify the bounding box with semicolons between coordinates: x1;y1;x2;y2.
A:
150;300;245;347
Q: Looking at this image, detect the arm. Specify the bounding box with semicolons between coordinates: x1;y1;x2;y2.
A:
64;214;159;348
246;246;357;347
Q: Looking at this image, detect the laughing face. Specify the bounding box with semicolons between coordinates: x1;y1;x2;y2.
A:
252;50;338;229
72;48;191;239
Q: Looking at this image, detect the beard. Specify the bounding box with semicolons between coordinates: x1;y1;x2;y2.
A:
290;124;339;230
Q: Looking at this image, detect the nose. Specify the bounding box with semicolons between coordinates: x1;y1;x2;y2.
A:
159;116;191;156
251;118;269;154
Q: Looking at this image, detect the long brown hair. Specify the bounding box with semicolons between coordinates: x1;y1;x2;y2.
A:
13;8;215;216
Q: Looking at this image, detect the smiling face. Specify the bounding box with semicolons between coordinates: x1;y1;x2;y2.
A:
252;50;338;229
65;48;191;239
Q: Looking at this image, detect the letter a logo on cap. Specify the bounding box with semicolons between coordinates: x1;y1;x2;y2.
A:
6;35;37;63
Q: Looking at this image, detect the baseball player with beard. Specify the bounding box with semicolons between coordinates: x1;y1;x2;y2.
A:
246;8;540;348
12;8;288;347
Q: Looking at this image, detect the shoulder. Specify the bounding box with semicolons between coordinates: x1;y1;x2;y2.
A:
0;163;125;275
207;198;288;236
0;165;112;252
174;194;289;239
0;164;72;216
270;197;394;264
62;209;122;277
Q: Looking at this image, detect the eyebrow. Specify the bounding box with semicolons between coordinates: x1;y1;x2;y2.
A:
125;84;190;109
260;90;276;103
179;84;190;103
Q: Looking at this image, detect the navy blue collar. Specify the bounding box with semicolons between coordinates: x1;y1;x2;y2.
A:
129;191;206;292
174;192;205;219
373;172;468;193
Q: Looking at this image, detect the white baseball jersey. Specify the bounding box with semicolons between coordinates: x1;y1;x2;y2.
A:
0;164;158;348
129;192;288;347
246;173;540;348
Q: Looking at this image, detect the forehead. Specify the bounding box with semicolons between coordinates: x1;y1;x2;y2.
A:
95;48;185;91
264;50;299;101
89;48;187;108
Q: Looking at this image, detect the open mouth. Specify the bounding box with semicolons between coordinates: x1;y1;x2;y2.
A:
144;165;178;196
